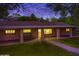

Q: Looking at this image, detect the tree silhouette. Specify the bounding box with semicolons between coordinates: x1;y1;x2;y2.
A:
47;3;79;26
9;13;21;17
17;14;38;21
0;3;23;18
51;17;57;23
29;14;37;21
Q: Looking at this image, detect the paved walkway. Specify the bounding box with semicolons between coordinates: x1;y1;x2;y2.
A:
46;40;79;55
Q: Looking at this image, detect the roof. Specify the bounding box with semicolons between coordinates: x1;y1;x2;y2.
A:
0;21;76;29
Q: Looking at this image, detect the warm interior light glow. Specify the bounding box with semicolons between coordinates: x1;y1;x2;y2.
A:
23;29;31;33
44;29;52;34
5;30;15;34
66;28;70;32
38;29;42;39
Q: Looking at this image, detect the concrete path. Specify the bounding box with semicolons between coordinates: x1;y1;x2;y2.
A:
46;40;79;55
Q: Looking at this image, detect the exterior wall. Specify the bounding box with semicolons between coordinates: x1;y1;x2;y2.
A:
22;28;57;41
0;29;20;42
60;28;71;37
0;27;73;44
44;28;56;38
23;28;38;41
0;28;38;43
31;29;38;39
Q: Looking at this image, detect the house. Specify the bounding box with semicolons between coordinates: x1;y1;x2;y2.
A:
0;21;75;44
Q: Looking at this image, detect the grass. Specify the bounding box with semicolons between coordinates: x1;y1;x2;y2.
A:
58;37;79;47
0;41;74;56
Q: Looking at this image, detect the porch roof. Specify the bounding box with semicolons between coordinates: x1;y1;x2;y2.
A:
0;21;76;29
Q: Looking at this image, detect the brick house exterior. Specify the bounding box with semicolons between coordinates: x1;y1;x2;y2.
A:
0;21;75;44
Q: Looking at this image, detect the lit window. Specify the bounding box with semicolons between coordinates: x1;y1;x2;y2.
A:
66;28;70;32
23;29;31;33
5;30;15;34
44;29;52;34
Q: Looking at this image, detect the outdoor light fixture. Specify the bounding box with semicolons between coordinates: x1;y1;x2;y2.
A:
66;28;70;32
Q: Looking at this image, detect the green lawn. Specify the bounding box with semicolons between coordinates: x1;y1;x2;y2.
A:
0;41;74;56
58;37;79;47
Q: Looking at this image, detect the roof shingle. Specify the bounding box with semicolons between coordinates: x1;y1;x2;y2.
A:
0;21;75;29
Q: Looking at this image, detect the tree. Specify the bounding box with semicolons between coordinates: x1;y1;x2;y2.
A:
47;3;79;26
51;17;57;23
58;17;65;22
17;16;30;21
0;3;23;18
17;14;38;21
45;18;50;22
9;13;21;17
58;16;72;25
29;14;37;21
39;17;44;21
64;16;73;25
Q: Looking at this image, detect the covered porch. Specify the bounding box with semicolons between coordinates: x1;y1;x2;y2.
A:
36;28;73;41
13;27;73;43
0;21;75;44
0;27;73;44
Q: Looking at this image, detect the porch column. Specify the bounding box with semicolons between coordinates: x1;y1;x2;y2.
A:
70;28;72;37
56;28;60;39
20;29;24;43
41;29;44;41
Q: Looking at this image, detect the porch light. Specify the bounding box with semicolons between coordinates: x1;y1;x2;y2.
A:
23;29;31;33
66;28;70;32
5;30;15;34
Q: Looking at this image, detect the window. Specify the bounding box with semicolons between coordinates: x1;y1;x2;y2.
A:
23;29;31;33
44;29;52;34
66;28;70;32
5;30;15;34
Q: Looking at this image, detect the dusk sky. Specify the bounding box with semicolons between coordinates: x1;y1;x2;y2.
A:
9;3;61;19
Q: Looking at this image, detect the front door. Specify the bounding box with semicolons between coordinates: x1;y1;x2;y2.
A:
38;29;42;41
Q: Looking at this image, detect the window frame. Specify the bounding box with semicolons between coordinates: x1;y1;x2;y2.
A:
44;29;52;34
23;29;31;33
5;29;16;34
